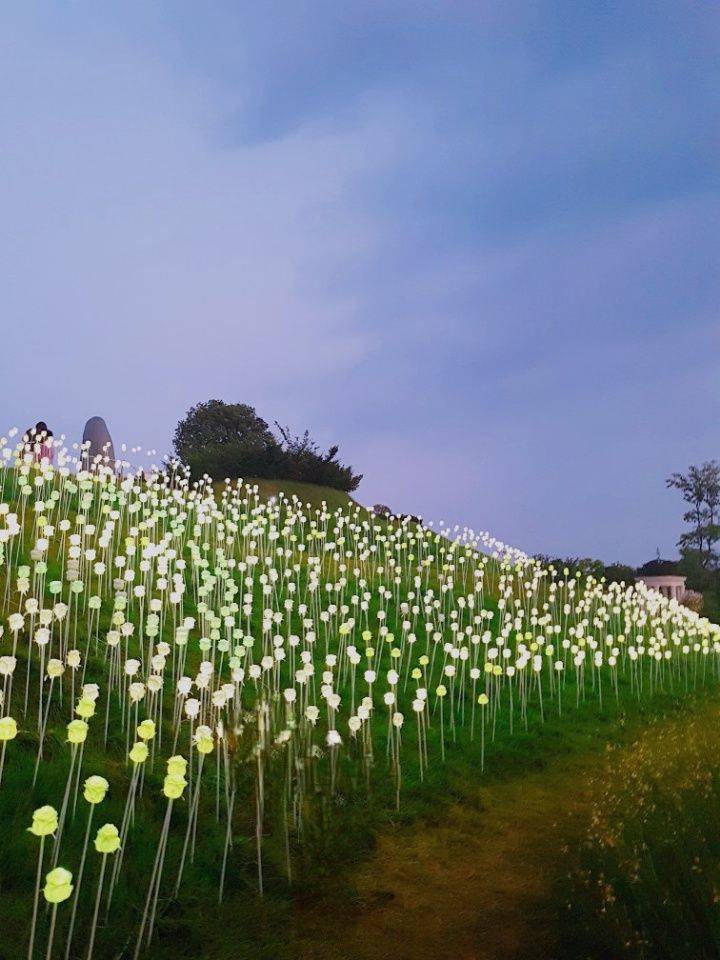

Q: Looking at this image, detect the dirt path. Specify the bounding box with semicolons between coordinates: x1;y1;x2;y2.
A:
291;752;597;960
290;695;720;960
290;694;720;960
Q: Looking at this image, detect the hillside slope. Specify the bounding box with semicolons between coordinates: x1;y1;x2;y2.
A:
1;453;719;960
241;477;362;514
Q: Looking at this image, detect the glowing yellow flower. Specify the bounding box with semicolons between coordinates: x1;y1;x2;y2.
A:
0;716;17;741
94;823;121;854
83;775;109;805
75;698;95;719
28;805;58;837
67;719;89;744
137;719;156;741
166;755;187;777
43;867;73;904
128;741;149;764
163;773;188;799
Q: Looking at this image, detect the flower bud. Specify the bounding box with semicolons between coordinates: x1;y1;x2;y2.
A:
66;650;81;669
83;775;109;805
43;867;73;904
163;773;188;799
75;698;95;719
128;741;149;764
0;715;17;741
67;719;89;744
94;823;121;854
166;755;187;777
137;719;156;741
47;659;65;679
28;805;58;837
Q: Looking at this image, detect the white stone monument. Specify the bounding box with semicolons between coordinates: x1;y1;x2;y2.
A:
82;416;116;471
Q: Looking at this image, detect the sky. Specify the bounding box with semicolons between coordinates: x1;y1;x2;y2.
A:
1;1;718;565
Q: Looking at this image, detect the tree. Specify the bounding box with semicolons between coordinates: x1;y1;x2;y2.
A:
666;461;720;567
274;423;362;492
173;400;281;478
703;464;720;557
602;562;637;585
174;400;276;459
173;401;363;491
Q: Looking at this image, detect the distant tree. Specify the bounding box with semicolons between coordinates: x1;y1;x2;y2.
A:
174;400;276;460
534;556;605;579
173;401;362;492
677;547;720;620
274;423;362;492
534;556;636;586
174;400;281;479
705;465;720;557
602;562;637;585
666;461;720;567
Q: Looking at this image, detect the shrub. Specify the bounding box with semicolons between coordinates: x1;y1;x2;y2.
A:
274;424;362;492
174;401;362;492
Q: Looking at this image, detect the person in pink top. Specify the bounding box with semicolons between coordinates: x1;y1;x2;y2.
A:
22;421;55;464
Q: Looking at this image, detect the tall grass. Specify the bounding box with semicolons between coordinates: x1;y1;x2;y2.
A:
563;709;720;959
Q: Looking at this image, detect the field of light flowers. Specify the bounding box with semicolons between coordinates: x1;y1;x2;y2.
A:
1;428;720;959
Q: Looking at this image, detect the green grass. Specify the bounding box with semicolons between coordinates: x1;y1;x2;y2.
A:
294;685;720;960
1;465;719;960
0;472;468;959
3;633;717;960
557;696;720;960
216;477;362;515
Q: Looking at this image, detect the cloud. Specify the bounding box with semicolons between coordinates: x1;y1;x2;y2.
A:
0;12;400;450
0;1;717;564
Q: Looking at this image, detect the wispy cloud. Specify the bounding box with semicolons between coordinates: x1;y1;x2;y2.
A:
0;1;717;563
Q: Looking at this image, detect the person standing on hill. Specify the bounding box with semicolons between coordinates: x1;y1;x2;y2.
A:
22;421;54;463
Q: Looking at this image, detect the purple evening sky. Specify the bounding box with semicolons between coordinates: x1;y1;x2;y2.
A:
1;2;718;564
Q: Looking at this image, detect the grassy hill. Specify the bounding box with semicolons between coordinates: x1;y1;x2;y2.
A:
1;460;720;960
229;477;362;515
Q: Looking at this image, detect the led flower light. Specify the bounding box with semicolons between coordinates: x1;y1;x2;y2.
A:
46;659;64;679
128;741;149;764
0;656;17;675
166;754;188;777
83;775;109;805
82;683;100;702
94;822;121;854
43;866;74;903
137;719;156;741
66;649;81;669
28;805;57;838
1;441;720;936
67;719;89;744
27;806;59;960
41;864;73;959
194;724;214;755
0;715;17;740
135;760;188;954
163;773;187;799
86;825;122;960
75;698;95;719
